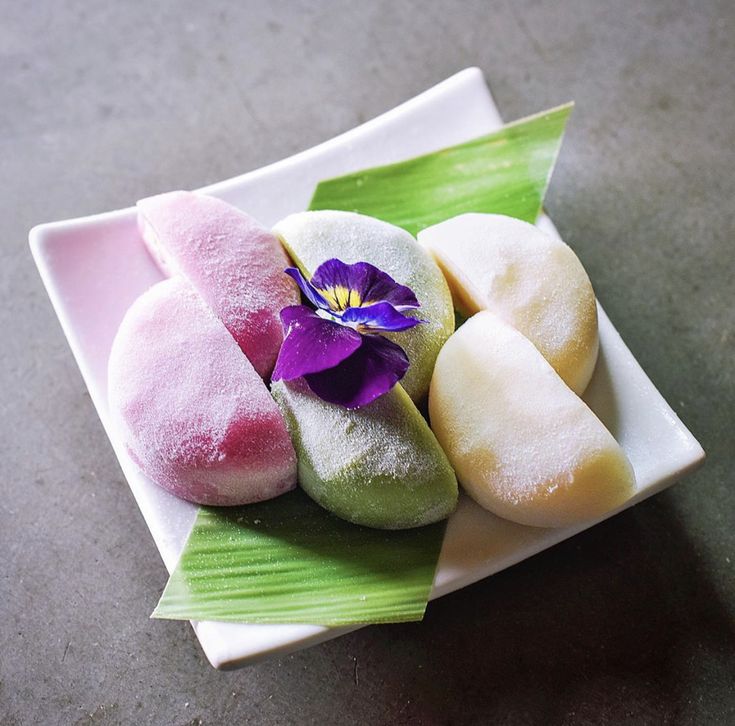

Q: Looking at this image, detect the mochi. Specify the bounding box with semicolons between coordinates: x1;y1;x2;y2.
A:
419;213;599;395
429;311;635;528
271;378;458;530
273;210;454;402
108;277;297;506
137;191;299;379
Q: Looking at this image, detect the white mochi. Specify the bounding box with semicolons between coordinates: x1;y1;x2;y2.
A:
429;311;635;528
419;213;599;394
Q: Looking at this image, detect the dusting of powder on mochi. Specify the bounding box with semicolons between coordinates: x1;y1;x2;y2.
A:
273;210;455;402
272;377;457;529
137;191;299;379
418;213;599;395
429;311;634;528
108;277;297;506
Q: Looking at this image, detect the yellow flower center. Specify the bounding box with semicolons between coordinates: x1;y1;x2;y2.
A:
317;285;361;311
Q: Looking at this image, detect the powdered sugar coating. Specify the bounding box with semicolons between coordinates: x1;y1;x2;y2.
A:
271;378;457;529
273;211;454;402
137;191;299;379
419;213;599;395
108;277;297;506
429;311;635;528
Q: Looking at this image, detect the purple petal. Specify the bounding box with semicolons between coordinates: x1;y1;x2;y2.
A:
311;259;420;311
272;305;362;381
303;334;409;409
340;302;424;332
284;267;331;311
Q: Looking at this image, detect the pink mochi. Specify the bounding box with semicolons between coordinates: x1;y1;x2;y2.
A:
137;191;299;379
108;277;297;506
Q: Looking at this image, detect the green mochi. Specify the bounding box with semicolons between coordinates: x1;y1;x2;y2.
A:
271;379;458;530
273;210;455;402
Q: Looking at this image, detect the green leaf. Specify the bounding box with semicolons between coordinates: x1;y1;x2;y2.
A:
153;490;444;625
310;103;573;235
155;103;571;626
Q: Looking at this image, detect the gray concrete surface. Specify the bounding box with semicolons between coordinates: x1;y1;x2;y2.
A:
2;1;733;724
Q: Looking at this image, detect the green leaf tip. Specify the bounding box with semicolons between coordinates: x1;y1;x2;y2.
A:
153;489;445;626
309;102;573;235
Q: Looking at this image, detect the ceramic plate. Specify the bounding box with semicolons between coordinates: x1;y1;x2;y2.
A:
30;68;704;669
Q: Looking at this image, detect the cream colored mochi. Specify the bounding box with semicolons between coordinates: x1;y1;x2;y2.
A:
429;311;635;528
418;213;599;395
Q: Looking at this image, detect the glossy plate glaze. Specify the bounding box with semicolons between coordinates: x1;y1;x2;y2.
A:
30;68;704;669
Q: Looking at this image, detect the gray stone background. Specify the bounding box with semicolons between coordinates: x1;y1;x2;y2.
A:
2;1;733;724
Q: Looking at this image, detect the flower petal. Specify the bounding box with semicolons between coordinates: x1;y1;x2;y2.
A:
272;305;362;381
303;334;409;409
311;259;420;311
340;302;424;332
284;267;331;311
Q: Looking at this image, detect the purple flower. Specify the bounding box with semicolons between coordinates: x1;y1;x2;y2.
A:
272;259;423;409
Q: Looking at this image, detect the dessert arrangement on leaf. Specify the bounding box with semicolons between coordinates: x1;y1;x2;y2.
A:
105;103;637;626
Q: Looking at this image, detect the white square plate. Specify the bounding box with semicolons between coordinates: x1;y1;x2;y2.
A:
30;68;704;669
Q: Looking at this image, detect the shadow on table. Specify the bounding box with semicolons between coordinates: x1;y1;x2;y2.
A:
323;492;733;723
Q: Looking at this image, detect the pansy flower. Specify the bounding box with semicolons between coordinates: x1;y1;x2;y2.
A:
272;258;423;409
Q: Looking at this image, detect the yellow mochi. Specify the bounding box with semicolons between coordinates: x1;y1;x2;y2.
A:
418;213;599;395
429;311;635;528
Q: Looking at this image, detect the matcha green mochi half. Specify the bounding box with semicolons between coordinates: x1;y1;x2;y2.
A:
272;379;458;530
273;210;455;402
